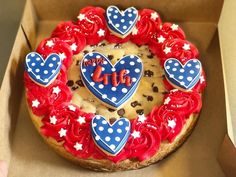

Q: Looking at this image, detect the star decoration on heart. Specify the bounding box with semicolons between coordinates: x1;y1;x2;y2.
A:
59;52;66;61
77;13;85;21
157;35;165;43
131;130;140;139
77;116;86;124
32;99;40;108
163;47;171;54
171;24;179;31
97;29;105;37
150;12;158;20
58;128;67;137
200;75;205;83
68;105;76;111
50;115;57;125
70;43;78;51
46;40;54;47
137;114;146;123
74;142;83;151
182;43;190;51
52;86;61;95
167;119;176;129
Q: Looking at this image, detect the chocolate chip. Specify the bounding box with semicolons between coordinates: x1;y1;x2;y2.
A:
108;55;114;60
153;86;159;92
147;53;154;59
131;101;141;108
67;80;74;87
72;86;79;90
114;43;121;48
99;43;106;47
83;50;89;55
108;108;115;112
162;91;169;94
75;80;84;87
76;60;80;66
144;70;154;77
136;109;144;115
109;117;117;124
117;108;125;116
147;96;153;101
136;44;141;48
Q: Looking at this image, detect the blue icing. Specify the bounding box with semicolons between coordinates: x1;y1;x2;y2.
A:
91;115;130;155
105;6;138;36
164;58;202;90
25;52;62;87
80;52;143;108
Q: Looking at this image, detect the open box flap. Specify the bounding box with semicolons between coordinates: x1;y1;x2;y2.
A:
218;0;236;147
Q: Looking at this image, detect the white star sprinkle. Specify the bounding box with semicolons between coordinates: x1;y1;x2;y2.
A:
163;47;171;54
32;99;40;108
164;97;171;105
132;27;138;35
58;128;67;137
77;116;86;124
59;52;66;61
46;40;54;47
171;24;179;31
77;14;85;21
97;29;105;37
74;142;83;151
52;86;61;95
157;35;165;43
131;130;140;139
70;43;77;51
138;114;146;123
182;43;190;50
168;119;176;129
49;115;57;125
68;105;76;111
200;75;205;83
150;12;159;20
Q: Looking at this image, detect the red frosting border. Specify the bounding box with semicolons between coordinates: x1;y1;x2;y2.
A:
24;6;206;163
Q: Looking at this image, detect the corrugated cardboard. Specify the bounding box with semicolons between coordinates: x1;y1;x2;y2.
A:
1;0;234;176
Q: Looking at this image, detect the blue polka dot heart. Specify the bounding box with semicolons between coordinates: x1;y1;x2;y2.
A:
164;58;202;90
105;6;138;37
80;52;143;108
25;52;62;87
91;115;130;155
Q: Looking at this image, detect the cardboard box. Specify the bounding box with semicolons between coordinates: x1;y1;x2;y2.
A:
1;0;235;176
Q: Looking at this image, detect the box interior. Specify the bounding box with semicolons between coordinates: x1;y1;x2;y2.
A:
0;0;228;176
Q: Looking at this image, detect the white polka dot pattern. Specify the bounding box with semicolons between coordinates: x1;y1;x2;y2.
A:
164;58;202;90
91;115;130;155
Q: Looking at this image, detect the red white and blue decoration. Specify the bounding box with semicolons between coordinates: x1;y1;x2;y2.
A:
80;52;143;108
105;6;138;37
91;115;131;155
164;58;202;90
25;52;62;87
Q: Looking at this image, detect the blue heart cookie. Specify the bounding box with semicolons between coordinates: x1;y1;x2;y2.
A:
105;6;138;37
80;52;143;108
164;58;202;90
91;115;130;155
25;52;62;87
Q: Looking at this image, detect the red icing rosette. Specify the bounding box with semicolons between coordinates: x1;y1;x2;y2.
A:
36;37;73;69
158;38;199;65
162;89;202;118
26;80;72;116
76;6;107;45
149;23;186;55
105;30;131;44
51;21;86;54
131;9;162;45
125;118;161;161
149;105;184;142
